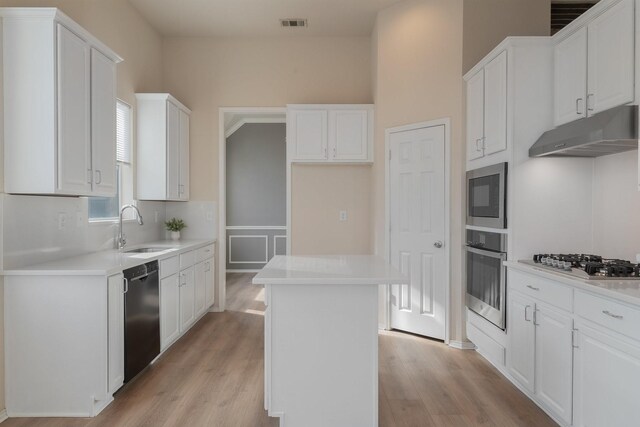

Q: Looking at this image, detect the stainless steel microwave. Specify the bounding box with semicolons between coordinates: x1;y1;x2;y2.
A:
466;162;507;229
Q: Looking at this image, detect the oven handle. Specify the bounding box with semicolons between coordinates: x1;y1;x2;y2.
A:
466;245;507;260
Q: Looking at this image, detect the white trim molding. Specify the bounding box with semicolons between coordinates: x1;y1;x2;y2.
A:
273;235;287;256
0;409;7;423
383;118;452;345
225;117;286;139
228;235;269;264
227;269;262;273
226;225;287;230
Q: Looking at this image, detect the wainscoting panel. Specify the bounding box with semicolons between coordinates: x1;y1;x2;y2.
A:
226;227;287;271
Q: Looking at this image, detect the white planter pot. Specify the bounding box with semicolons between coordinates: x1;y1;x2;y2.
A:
170;231;181;241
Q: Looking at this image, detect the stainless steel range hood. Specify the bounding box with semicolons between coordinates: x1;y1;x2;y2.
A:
529;105;638;157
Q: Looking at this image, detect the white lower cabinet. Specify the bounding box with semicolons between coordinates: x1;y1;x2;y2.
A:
195;261;207;318
179;266;196;332
535;305;573;425
107;273;125;395
573;322;640;427
160;273;181;350
507;290;573;425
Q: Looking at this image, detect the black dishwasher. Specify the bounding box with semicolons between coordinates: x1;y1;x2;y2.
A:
123;260;160;383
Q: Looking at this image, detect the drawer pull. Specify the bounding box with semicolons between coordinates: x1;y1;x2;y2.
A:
602;310;623;320
527;285;540;291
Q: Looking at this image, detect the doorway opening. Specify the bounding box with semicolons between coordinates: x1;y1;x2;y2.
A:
218;107;287;311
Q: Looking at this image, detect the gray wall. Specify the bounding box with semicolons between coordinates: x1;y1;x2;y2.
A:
226;123;286;270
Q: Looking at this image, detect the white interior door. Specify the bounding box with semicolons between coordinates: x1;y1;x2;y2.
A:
389;125;446;340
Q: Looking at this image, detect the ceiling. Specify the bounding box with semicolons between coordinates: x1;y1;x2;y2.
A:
128;0;403;37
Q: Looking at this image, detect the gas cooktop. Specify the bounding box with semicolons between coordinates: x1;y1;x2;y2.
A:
521;254;640;280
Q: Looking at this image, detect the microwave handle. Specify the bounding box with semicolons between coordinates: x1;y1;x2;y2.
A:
466;245;507;260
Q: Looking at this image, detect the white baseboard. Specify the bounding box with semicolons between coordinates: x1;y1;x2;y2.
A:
0;409;7;423
448;340;476;350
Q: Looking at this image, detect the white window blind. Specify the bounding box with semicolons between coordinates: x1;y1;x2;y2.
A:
116;100;132;164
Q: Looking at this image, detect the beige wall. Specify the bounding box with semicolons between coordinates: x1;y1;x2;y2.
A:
0;0;164;411
372;0;465;339
161;36;373;253
463;0;550;73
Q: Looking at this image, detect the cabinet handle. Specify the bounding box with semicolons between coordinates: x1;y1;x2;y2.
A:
587;93;595;112
524;305;532;322
572;328;579;349
87;169;93;184
533;308;539;326
123;277;129;294
333;147;337;158
602;310;623;320
95;170;102;185
576;98;583;115
526;284;540;291
475;139;483;152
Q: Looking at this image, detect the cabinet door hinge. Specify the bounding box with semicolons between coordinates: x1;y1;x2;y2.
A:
572;328;579;349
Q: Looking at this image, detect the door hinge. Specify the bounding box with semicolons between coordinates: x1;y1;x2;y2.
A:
572;328;579;349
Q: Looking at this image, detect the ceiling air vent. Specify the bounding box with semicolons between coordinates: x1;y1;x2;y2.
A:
280;19;308;28
551;1;599;34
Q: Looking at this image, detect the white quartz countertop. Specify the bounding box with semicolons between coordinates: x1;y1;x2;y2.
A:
2;239;216;276
505;260;640;306
252;255;408;285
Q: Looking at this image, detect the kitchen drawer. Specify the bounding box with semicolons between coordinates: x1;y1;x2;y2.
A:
197;244;214;263
180;250;196;270
159;256;179;279
575;290;640;342
509;269;573;312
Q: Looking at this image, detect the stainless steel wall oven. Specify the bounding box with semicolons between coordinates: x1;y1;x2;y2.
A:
465;229;507;330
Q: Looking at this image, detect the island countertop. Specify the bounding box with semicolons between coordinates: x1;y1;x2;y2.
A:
252;255;408;286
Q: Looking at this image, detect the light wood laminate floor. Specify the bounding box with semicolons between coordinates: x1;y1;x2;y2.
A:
4;273;556;427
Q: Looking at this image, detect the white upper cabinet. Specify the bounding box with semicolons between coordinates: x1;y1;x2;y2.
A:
587;0;635;115
465;50;508;163
136;94;191;201
554;28;588;125
1;9;122;196
288;105;374;163
466;69;485;161
483;51;508;156
91;48;118;197
554;0;635;126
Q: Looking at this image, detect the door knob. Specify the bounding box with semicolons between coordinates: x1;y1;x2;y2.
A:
434;241;443;248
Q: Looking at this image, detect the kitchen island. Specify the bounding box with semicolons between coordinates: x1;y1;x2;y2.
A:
253;255;407;427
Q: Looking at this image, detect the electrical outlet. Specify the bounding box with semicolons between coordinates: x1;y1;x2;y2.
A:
339;210;348;222
57;213;66;230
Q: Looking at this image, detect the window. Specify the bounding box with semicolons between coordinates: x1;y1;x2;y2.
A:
88;100;134;221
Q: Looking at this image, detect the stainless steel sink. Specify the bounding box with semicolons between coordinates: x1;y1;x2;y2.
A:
125;247;167;253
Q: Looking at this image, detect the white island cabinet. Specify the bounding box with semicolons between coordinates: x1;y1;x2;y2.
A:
253;255;407;427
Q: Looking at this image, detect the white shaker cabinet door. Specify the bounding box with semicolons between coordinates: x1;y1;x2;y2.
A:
554;27;588;126
57;24;91;194
166;101;181;200
160;273;180;350
179;267;196;332
466;69;485;161
534;304;573;425
290;110;327;161
90;48;117;197
329;109;368;161
587;0;635;115
194;261;207;318
107;273;125;395
178;109;190;200
573;322;640;427
483;50;507;156
205;258;215;309
507;292;536;393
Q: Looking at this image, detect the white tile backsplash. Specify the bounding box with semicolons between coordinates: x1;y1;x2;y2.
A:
165;201;217;241
2;194;168;269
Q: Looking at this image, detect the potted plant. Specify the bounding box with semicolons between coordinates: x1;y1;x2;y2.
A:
165;218;187;241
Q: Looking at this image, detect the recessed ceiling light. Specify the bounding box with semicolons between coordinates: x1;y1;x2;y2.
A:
280;19;308;28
